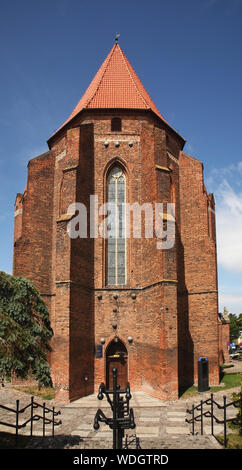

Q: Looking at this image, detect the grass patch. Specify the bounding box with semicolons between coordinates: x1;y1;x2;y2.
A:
180;385;198;398
215;433;242;449
210;372;241;392
180;372;241;398
13;385;55;400
220;364;234;369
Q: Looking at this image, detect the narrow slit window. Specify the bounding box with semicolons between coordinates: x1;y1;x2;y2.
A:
111;117;122;132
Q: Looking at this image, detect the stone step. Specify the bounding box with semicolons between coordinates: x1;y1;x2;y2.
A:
66;402;110;409
139;417;160;423
167;411;185;417
0;424;15;433
30;430;53;436
167;417;186;422
136;426;159;436
71;430;92;437
65;392;168;409
133;404;166;408
203;425;224;435
71;425;93;431
166;426;190;435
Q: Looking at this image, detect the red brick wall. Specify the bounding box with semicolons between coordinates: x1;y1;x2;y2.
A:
218;321;230;364
178;152;220;386
13;110;220;401
89;114;180;400
13;151;55;295
94;281;178;401
47;111;183;401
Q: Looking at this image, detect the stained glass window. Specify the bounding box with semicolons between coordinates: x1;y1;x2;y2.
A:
107;166;126;285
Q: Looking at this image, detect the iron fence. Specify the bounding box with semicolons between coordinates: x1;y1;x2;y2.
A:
186;392;242;448
0;396;62;444
123;433;141;449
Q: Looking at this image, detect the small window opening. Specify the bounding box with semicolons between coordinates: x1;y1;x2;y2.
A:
111;117;122;132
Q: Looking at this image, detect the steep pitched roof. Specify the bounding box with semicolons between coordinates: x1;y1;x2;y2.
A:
49;43;184;142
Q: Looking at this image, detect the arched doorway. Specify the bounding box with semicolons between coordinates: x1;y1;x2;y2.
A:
106;338;128;389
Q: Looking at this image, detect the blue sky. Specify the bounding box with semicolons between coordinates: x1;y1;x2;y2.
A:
0;0;241;313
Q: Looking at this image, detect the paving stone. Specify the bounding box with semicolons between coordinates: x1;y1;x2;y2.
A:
166;426;190;434
1;383;240;449
136;426;159;434
71;426;92;431
0;424;15;433
203;425;224;435
71;430;91;437
137;409;161;415
139;417;160;422
31;430;52;437
167;417;186;422
92;432;112;438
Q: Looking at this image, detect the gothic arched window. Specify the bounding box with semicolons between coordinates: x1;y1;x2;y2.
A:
107;165;126;285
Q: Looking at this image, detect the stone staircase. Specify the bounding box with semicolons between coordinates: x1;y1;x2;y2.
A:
2;385;238;449
50;391;221;449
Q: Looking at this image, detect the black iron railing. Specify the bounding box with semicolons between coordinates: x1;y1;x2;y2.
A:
0;396;62;444
93;368;139;449
123;433;141;449
186;392;242;447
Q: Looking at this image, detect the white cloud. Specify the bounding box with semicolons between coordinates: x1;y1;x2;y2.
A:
207;162;242;314
208;161;242;187
219;292;242;315
185;142;194;154
19;144;49;167
207;162;242;274
238;162;242;174
215;180;242;273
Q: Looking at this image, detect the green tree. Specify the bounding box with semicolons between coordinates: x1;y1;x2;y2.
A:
0;271;53;387
237;313;242;329
228;313;241;342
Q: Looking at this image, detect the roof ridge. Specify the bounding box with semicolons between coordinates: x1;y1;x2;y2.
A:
87;44;117;108
118;45;149;109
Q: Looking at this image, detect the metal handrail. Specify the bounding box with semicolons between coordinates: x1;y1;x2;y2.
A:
186;392;242;447
124;434;141;449
0;395;62;444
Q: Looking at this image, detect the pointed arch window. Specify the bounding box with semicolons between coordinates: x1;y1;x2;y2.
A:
107;165;126;286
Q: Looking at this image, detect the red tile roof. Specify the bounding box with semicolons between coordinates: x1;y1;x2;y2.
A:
49;43;184;141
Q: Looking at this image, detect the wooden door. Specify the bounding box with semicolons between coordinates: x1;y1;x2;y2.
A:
106;339;128;390
107;356;128;389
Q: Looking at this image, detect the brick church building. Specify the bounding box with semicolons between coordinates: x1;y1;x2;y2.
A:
13;42;221;402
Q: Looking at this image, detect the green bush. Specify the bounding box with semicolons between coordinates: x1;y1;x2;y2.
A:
0;271;53;387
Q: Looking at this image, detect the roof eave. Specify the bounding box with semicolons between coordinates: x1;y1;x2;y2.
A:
47;107;186;149
148;109;186;148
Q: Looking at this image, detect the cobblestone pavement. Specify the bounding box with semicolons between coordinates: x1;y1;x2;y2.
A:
225;358;242;373
1;381;241;450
